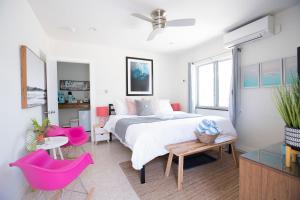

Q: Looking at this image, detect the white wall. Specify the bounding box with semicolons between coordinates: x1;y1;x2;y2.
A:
57;62;90;126
175;4;300;151
237;4;300;151
48;39;182;141
0;0;49;199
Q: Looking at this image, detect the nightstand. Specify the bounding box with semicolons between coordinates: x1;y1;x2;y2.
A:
93;124;110;144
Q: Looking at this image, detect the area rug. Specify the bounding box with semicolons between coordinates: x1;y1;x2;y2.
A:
119;151;239;200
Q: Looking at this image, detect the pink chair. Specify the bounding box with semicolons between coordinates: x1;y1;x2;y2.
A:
9;149;94;199
47;126;89;151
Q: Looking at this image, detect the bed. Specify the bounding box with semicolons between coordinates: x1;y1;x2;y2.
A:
104;107;237;184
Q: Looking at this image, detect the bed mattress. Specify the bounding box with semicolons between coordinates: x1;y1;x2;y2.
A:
104;111;237;170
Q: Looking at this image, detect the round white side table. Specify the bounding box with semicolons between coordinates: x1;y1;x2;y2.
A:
37;136;68;159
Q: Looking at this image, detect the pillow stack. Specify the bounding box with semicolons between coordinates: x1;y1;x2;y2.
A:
114;98;174;116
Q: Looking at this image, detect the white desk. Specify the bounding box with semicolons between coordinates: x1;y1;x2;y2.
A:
37;136;68;159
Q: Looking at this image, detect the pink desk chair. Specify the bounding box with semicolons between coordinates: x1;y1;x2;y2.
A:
9;149;94;199
47;126;89;155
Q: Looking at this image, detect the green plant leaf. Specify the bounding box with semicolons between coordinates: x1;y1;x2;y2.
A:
274;79;300;129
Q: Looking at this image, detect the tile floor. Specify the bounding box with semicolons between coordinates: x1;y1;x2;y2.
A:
23;140;139;200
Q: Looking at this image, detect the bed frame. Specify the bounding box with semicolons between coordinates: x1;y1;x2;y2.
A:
108;103;146;183
108;104;231;184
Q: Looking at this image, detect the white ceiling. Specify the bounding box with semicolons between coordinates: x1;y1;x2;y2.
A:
28;0;299;53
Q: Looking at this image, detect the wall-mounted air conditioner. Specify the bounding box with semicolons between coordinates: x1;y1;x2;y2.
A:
224;16;274;48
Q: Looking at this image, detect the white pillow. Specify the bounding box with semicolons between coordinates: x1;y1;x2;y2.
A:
114;99;128;115
156;99;173;114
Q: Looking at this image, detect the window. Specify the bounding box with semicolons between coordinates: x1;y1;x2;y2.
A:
196;58;232;110
197;63;214;107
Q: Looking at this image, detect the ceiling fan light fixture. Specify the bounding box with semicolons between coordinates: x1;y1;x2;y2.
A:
132;8;196;41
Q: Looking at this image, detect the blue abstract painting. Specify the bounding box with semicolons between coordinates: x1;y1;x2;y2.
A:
126;57;153;96
130;62;150;91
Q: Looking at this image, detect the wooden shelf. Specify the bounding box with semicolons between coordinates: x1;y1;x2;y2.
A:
58;103;90;109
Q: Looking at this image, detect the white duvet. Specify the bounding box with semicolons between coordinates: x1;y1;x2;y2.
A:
104;111;237;170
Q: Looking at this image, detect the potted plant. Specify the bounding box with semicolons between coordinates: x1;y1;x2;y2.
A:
32;118;50;144
275;79;300;150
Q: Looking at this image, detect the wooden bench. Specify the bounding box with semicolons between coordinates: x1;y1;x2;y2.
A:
165;134;238;191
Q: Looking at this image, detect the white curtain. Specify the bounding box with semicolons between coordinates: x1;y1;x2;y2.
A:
229;47;241;127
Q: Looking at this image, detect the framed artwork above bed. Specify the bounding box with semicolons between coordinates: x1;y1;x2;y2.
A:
126;57;153;96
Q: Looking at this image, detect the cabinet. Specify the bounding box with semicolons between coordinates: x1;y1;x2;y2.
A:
93;125;109;144
240;143;300;200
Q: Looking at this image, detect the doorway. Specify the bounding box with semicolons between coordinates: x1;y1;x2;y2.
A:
56;62;91;134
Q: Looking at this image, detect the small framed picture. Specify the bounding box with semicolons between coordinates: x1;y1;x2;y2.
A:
261;59;282;87
126;57;153;96
242;64;260;88
283;56;298;85
60;80;90;91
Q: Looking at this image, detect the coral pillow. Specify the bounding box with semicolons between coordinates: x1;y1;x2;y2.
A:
126;98;137;115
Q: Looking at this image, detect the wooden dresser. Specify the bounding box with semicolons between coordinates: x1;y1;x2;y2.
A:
240;143;300;200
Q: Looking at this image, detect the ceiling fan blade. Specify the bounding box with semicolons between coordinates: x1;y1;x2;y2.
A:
131;13;154;23
166;18;196;27
147;28;163;41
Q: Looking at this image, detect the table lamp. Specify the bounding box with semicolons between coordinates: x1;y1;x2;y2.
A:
96;106;109;127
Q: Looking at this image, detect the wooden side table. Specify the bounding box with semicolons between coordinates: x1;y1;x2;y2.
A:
93;124;110;144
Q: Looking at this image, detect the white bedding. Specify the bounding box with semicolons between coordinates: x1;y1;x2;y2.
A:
104;111;237;170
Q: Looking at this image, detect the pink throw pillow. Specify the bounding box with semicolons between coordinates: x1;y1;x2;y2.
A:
126;99;137;115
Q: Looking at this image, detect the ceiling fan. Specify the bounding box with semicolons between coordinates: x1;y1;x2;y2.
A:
132;9;196;41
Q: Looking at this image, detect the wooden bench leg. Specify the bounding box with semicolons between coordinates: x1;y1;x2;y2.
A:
219;146;223;161
165;152;173;177
178;156;184;191
231;143;239;167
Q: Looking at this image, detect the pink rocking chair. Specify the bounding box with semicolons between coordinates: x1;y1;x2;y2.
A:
47;126;89;156
9;149;94;200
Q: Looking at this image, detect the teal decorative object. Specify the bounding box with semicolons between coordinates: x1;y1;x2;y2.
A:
196;119;221;135
58;91;65;103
